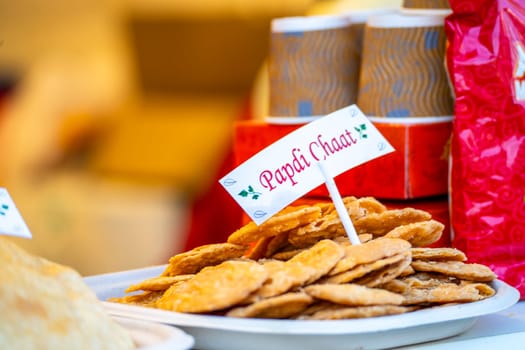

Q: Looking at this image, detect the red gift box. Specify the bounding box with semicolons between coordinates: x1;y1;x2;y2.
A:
234;118;452;199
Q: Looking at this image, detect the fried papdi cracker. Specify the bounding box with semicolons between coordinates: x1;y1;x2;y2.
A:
251;239;344;299
162;243;247;276
304;283;404;306
411;247;467;261
226;292;313;318
269;234;373;260
295;301;337;318
109;290;164;307
247;264;315;302
411;260;497;282
401;282;496;305
334;234;374;246
287;213;343;247
244;237;272;260
384;220;444;247
356;196;387;215
270;248;306;261
323;252;410;284
354;251;412;287
157;260;268;313
353;208;432;235
258;259;286;275
381;272;461;294
265;232;291;257
287;197;372;247
227;205;322;245
329;238;411;276
289;239;345;284
299;305;415;320
399;264;415;277
125;275;194;293
401;272;461;288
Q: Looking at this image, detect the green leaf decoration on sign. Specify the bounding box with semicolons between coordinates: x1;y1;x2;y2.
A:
354;124;368;139
238;185;262;200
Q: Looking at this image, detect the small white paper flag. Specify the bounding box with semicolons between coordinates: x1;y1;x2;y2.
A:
0;188;32;238
219;105;395;225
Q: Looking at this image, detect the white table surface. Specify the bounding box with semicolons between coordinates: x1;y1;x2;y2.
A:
397;301;525;349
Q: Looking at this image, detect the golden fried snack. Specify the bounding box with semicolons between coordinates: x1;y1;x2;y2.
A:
257;258;286;277
111;195;500;321
399;264;416;277
381;272;460;294
287;213;342;247
109;290;164;307
246;265;316;303
329;237;411;276
333;234;374;246
227;205;322;245
270;233;375;261
316;196;358;215
226;292;313;318
298;305;415;320
322;252;411;284
411;260;497;282
304;283;404;306
401;282;496;305
270;248;306;261
353;208;432;235
157;260;267;313
287;197;372;247
384;220;444;247
162;242;247;276
411;247;467;261
292;239;345;284
244;237;272;260
125;275;194;293
265;232;291;257
356;196;388;215
401;272;461;288
354;251;412;287
251;239;344;299
296;301;336;317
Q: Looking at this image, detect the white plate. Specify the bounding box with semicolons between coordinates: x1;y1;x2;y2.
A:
85;266;520;350
113;316;194;350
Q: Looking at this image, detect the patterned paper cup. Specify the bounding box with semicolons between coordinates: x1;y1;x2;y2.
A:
344;8;399;71
403;0;450;9
356;12;454;118
268;15;356;118
401;0;451;15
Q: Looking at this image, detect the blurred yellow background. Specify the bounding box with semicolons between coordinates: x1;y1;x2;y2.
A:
0;0;401;275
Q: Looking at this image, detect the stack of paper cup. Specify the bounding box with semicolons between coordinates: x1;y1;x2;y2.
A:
356;12;453;118
268;15;356;119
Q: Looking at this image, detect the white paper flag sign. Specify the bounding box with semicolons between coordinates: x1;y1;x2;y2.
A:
219;105;395;225
0;188;32;238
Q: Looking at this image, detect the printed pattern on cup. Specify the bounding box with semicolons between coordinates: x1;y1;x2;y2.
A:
269;25;358;117
357;23;453;117
403;0;450;9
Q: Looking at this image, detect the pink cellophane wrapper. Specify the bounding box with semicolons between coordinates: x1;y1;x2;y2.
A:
446;0;525;299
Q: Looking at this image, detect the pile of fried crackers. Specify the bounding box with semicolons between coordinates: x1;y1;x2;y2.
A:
111;196;496;320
